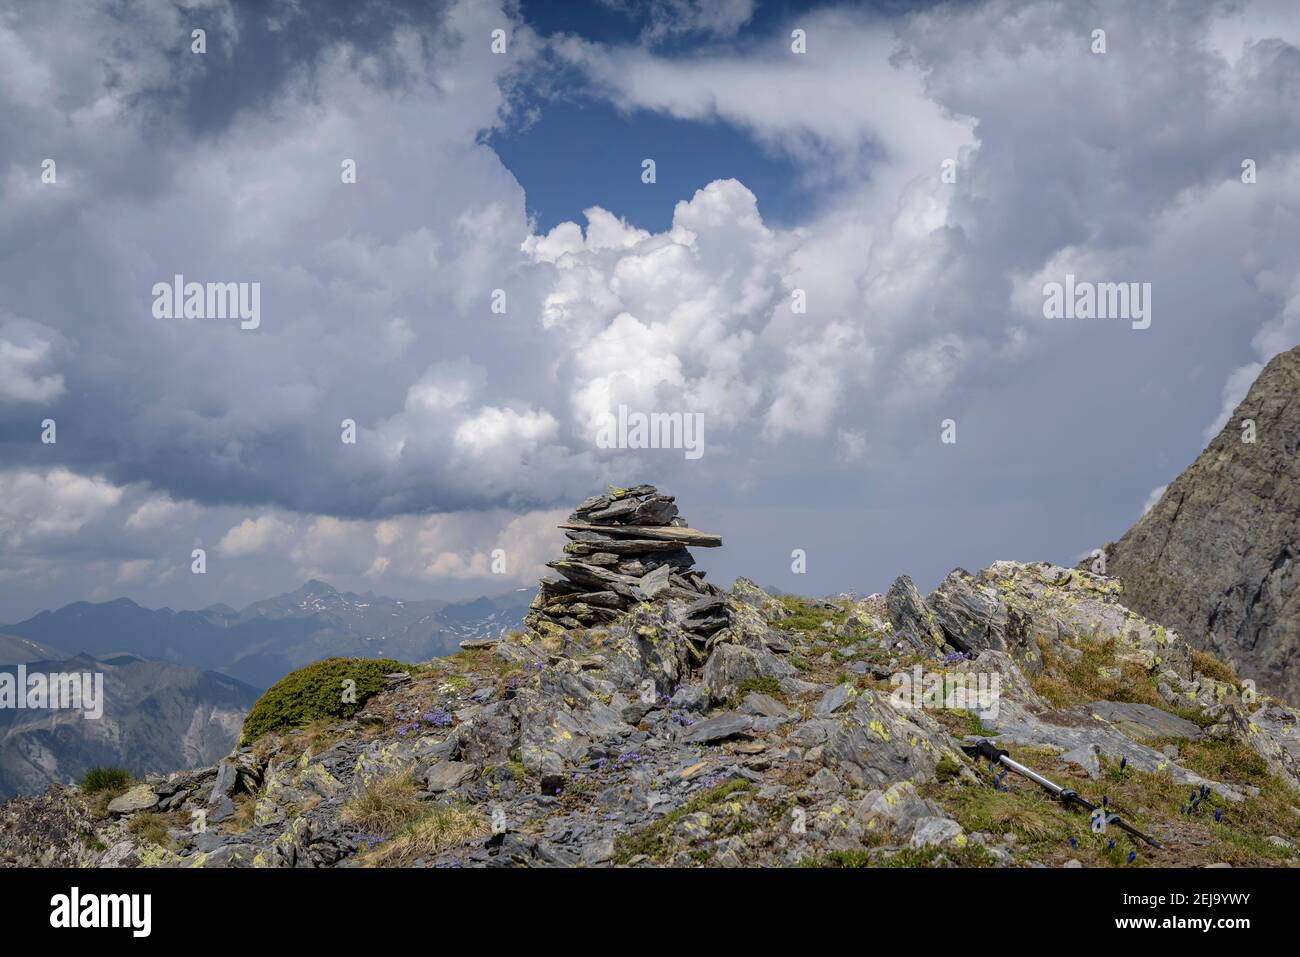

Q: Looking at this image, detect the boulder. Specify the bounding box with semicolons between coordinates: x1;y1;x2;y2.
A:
107;785;159;816
702;643;794;705
680;712;753;744
424;761;475;793
886;576;947;655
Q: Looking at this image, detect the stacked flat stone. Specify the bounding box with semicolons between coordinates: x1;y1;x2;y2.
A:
525;485;723;636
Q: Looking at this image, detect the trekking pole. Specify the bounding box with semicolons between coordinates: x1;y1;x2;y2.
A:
961;738;1162;849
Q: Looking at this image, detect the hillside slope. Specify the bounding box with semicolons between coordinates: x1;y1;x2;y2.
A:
0;634;65;664
0;655;259;800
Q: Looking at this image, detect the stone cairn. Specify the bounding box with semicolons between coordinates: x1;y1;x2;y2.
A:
525;485;724;636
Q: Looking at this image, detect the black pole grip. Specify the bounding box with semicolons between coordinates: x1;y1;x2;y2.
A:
974;739;1007;762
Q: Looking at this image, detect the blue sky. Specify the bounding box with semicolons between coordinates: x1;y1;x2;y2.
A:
488;99;809;233
1;0;1299;621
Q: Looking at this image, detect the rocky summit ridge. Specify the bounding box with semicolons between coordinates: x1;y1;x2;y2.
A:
3;490;1300;869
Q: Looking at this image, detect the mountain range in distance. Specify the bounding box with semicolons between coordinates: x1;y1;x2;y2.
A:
0;581;532;799
0;580;534;690
0;652;259;801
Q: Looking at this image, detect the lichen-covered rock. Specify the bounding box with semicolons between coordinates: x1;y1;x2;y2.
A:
928;561;1193;682
910;817;966;849
821;690;962;789
729;577;790;622
1222;700;1300;791
856;781;943;840
602;603;696;693
886;575;947;655
701;643;794;705
351;736;443;795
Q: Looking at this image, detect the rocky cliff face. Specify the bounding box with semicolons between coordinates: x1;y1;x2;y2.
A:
3;491;1299;869
1104;346;1300;705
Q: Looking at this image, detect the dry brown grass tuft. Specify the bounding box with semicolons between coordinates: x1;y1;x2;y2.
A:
1191;649;1241;687
358;803;489;866
126;811;175;847
341;773;425;833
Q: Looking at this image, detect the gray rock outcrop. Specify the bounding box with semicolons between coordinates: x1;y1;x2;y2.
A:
1104;345;1300;704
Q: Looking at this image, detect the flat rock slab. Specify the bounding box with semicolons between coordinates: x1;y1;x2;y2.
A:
681;712;754;744
739;692;790;719
107;785;159;815
814;683;858;716
560;522;722;547
1059;743;1102;779
1087;700;1204;742
424;761;475;792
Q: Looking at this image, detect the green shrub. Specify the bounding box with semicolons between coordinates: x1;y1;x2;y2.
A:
79;767;132;794
240;657;406;745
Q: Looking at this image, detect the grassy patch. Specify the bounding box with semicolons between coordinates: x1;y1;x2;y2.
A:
777;596;848;633
1167;705;1217;729
357;803;489;866
79;767;132;794
241;657;406;745
439;648;526;695
947;781;1074;844
228;796;258;832
799;849;874;868
1156;736;1269;787
1031;635;1162;709
932;708;1001;742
